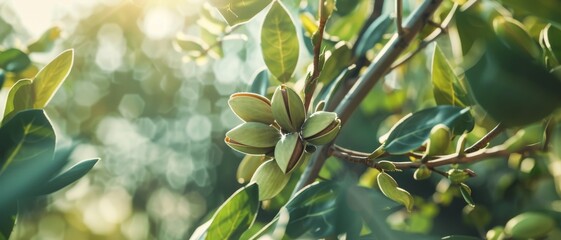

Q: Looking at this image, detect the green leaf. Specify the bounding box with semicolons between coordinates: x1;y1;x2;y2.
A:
317;42;351;84
459;183;475;207
431;45;471;107
384;106;474;154
174;35;207;58
3;49;74;119
27;26;61;53
33;49;74;108
353;14;393;57
261;1;299;83
0;202;16;240
377;172;414;212
32;159;98;195
499;0;561;26
211;0;272;27
0;48;31;72
0;109;55;172
207;183;259;240
248;68;269;96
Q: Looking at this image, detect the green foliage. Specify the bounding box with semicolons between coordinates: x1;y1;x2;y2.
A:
354;14;393;58
206;184;259;239
211;0;271;27
383;106;474;154
0;48;96;239
431;45;471;107
261;1;299;82
377;172;414;212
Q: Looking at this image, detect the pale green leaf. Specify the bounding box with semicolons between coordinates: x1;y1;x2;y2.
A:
250;159;290;200
261;1;299;82
431;45;471;107
377;172;414;212
212;0;272;27
33;49;74;108
207;183;259;240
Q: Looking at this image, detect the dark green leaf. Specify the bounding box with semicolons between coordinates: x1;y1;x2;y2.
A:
353;15;393;57
499;0;561;26
384;106;474;154
4;79;34;120
207;183;259;240
211;0;272;27
0;202;16;240
335;0;359;16
248;69;269;96
317;42;351;84
459;183;475;207
27;26;61;53
261;1;299;82
0;109;55;171
32;159;98;195
0;48;31;72
431;45;471;107
542;24;561;67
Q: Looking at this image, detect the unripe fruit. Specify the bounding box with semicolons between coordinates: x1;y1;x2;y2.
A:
228;92;274;124
225;122;281;155
250;159;290;200
301;111;341;145
274;133;307;174
271;85;306;132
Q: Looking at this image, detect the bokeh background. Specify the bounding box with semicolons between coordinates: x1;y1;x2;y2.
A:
3;0;269;238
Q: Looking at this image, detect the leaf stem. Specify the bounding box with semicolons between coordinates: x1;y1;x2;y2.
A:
464;123;504;153
292;0;445;195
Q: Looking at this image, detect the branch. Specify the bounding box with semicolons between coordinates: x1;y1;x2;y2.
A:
304;0;329;112
293;0;444;194
396;0;404;35
464;123;504;153
331;144;541;170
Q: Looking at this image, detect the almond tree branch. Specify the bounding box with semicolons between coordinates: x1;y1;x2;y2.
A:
396;0;404;35
293;0;444;194
330;144;541;170
304;0;329;112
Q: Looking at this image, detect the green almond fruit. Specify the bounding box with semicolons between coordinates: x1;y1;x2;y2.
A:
274;133;306;174
250;159;291;200
301;111;341;145
271;85;306;132
228;92;274;124
225;122;281;155
236;155;269;184
505;212;555;239
424;124;452;157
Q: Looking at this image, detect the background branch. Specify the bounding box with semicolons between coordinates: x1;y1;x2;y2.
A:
293;0;444;194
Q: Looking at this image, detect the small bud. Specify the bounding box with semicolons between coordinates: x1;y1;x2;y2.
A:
225;122;281;155
228;92;274;124
301;111;341;145
271;85;306;132
274;133;307;174
377;160;398;172
414;165;432;180
447;168;470;184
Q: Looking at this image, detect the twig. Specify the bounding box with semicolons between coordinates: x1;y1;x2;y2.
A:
396;0;404;35
390;3;457;70
464;123;504;153
331;144;541;170
304;0;329;112
293;0;445;195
